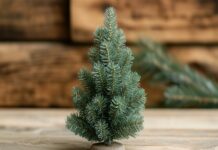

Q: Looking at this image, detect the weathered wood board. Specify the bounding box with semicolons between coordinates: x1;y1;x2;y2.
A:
0;109;218;149
0;43;218;107
0;43;89;107
71;0;218;43
0;0;69;40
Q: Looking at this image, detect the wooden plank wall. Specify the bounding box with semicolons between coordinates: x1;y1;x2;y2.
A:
0;0;218;107
71;0;218;43
0;43;89;107
0;0;70;40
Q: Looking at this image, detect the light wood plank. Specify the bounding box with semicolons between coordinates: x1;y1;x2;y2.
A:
71;0;218;43
0;109;218;150
1;109;218;129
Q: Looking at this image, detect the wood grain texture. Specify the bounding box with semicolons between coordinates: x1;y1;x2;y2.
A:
0;43;217;107
71;0;218;43
169;46;218;79
0;109;218;150
0;43;89;107
0;0;69;40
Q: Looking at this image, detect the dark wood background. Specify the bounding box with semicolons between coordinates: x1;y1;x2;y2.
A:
0;0;218;107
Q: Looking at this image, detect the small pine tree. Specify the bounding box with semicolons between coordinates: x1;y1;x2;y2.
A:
66;7;146;145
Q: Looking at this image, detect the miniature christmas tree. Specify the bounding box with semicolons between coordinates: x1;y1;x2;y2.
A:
66;7;146;146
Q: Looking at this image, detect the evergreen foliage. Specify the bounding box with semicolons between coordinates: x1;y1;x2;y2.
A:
66;7;146;145
134;39;218;108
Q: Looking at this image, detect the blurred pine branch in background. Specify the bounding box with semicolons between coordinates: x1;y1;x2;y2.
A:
134;39;218;108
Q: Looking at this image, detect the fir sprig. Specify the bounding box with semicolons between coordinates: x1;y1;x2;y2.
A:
134;39;218;108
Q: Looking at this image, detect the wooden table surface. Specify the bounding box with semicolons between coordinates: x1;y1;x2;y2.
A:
0;109;218;150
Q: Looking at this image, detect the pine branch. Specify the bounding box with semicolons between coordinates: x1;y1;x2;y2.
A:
78;69;96;96
112;115;143;139
94;120;110;142
93;63;106;93
165;85;218;108
134;39;218;108
109;96;126;119
66;114;99;141
72;87;90;109
106;62;122;96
